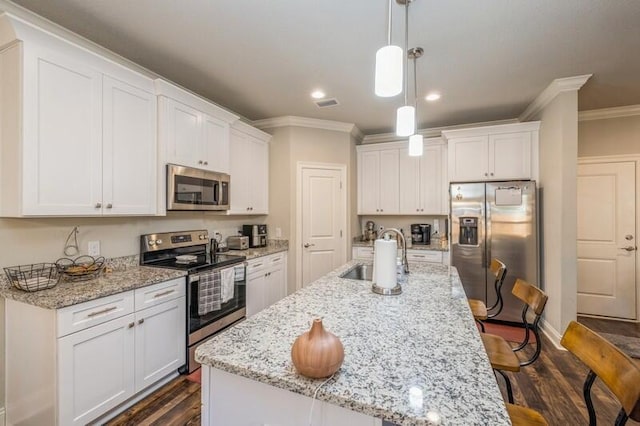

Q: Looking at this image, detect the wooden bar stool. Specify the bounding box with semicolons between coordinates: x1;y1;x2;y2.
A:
469;258;507;332
505;403;548;426
561;321;640;426
480;278;548;403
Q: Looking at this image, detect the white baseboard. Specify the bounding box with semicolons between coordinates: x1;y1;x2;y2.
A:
540;319;565;350
0;406;6;426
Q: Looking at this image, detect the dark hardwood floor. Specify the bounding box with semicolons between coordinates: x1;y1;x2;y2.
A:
106;317;640;425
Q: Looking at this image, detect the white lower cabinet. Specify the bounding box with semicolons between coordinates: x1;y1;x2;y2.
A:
58;314;136;426
246;252;288;317
351;246;446;265
4;278;186;426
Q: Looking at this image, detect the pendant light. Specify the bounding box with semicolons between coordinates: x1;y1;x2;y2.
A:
408;47;424;157
395;0;415;137
374;0;403;97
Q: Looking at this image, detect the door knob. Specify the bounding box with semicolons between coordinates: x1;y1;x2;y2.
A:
303;243;315;248
620;246;637;252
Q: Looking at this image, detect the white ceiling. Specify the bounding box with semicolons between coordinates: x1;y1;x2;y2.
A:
9;0;640;134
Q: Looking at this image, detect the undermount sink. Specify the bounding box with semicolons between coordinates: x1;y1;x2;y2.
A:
340;264;373;281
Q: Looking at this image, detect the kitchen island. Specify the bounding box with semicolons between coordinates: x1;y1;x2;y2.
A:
195;261;509;426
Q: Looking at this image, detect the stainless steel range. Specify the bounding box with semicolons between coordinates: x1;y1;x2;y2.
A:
140;230;246;373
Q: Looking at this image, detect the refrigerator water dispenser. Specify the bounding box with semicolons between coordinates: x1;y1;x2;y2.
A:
459;217;478;246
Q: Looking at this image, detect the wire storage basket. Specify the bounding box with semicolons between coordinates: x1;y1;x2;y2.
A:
3;263;60;292
55;255;106;282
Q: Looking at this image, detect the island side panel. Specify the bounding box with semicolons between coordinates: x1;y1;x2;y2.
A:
204;367;382;426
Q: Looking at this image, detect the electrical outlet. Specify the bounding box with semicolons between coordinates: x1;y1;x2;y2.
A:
212;230;219;240
432;220;440;234
88;240;101;256
275;227;282;238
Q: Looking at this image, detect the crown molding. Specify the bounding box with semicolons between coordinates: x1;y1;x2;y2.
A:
252;116;363;141
361;118;519;144
578;104;640;122
441;121;540;140
519;74;592;121
232;120;272;141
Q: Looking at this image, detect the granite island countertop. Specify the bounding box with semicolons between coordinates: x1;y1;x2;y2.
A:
195;261;509;425
0;265;187;310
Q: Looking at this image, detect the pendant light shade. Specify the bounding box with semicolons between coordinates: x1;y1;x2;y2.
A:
408;134;423;156
396;105;415;137
375;45;403;97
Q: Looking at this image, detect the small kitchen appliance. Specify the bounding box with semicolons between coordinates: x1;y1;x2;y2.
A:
411;224;431;245
227;235;249;250
242;224;268;248
140;230;246;373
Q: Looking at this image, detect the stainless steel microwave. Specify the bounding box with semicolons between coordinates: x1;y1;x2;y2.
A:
167;164;230;211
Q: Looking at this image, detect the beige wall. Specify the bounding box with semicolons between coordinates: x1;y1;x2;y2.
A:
266;126;356;294
579;115;640;157
533;91;579;341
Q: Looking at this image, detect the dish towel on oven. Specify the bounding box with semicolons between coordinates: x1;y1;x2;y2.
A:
220;266;235;303
198;270;221;315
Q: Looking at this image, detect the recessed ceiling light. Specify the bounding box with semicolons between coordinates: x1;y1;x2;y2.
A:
425;92;441;102
311;90;326;99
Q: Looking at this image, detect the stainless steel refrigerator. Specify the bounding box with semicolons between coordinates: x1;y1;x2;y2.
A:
450;181;538;323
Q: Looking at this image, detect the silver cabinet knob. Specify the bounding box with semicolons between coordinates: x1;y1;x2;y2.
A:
128;322;135;328
198;160;203;165
95;202;102;208
138;318;145;324
106;203;113;209
484;173;488;177
204;161;208;166
490;172;494;176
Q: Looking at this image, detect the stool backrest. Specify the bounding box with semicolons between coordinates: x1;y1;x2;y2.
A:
490;258;507;282
561;321;640;423
512;278;547;316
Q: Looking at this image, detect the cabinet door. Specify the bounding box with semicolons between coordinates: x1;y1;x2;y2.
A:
248;135;269;214
378;149;400;214
22;46;103;215
357;151;380;214
447;136;489;182
229;128;250;214
58;313;135;426
202;114;230;173
165;98;202;168
488;132;531;180
399;148;421;214
134;296;186;393
246;270;266;317
265;255;286;306
102;75;157;215
420;145;443;214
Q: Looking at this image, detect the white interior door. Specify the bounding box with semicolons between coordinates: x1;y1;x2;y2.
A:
577;161;637;319
301;166;346;287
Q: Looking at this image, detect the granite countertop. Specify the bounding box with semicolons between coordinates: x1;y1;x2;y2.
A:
227;239;288;260
0;265;187;310
352;239;449;252
195;261;508;425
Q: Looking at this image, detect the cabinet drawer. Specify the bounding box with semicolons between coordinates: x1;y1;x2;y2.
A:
407;250;443;263
247;258;268;274
57;291;134;337
134;277;185;311
267;252;285;266
354;247;374;259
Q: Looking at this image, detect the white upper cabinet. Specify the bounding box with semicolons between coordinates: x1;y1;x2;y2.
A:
399;141;446;215
156;79;238;174
0;14;158;217
229;121;270;215
357;147;400;215
443;122;539;182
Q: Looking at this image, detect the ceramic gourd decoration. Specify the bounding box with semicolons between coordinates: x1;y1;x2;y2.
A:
291;318;344;378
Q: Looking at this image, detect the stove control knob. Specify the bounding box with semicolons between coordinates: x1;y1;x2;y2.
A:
199;234;206;240
148;240;157;246
156;239;163;245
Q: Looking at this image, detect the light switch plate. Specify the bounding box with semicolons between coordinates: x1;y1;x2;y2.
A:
88;240;100;256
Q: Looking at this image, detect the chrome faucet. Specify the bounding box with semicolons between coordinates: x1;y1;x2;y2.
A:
377;228;409;274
